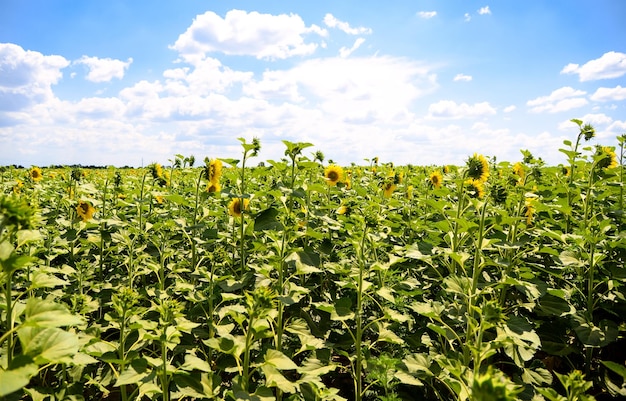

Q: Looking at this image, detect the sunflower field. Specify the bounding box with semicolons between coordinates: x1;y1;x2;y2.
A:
1;122;626;401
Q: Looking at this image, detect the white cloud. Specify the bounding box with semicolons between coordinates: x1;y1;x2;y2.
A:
453;73;472;82
75;56;132;82
590;85;626;102
427;100;496;119
339;38;366;58
170;10;326;62
0;43;69;112
323;13;372;35
561;51;626;82
527;86;588;113
417;11;437;19
558;113;613;131
478;6;491;15
464;13;471;22
503;105;516;113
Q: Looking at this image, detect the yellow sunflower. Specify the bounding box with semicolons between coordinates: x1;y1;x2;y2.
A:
512;162;525;182
465;179;485;199
207;181;221;193
406;185;414;200
29;166;43;181
336;204;349;215
466;153;490;183
324;165;344;186
228;198;250;218
155;195;165;204
77;201;96;222
13;179;24;194
382;181;396;198
596;146;618;170
429;170;443;189
208;159;223;184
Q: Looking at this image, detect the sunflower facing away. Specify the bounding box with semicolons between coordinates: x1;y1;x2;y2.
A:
466;153;490;183
324;165;344;186
228;198;250;218
512;162;525;183
77;201;96;222
465;179;485;199
382;181;397;198
207;159;223;184
429;170;443;189
595;146;618;170
29;166;43;181
207;181;221;193
524;197;535;226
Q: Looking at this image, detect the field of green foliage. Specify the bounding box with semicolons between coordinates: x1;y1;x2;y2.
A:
1;120;626;400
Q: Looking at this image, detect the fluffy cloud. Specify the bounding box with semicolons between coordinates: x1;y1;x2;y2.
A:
170;10;326;62
453;73;472;82
478;6;491;15
503;105;516;113
527;86;588;113
590;85;626;102
339;38;366;58
417;11;437;19
561;51;626;82
0;43;69;113
323;14;372;34
75;56;133;82
427;100;496;119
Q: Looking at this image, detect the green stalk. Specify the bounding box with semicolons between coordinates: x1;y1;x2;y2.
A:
354;224;369;401
242;314;256;392
138;172;148;232
119;304;129;401
4;270;14;365
239;155;247;277
191;170;204;272
161;338;170;401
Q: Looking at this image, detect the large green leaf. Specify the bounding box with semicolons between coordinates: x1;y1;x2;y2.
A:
0;356;38;397
254;207;284;231
22;298;84;328
18;327;80;364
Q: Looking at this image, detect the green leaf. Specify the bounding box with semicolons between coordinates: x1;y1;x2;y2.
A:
115;358;151;386
287;251;321;274
601;361;626;379
572;315;618;347
181;354;212;373
0;363;39;397
254;207;284;231
261;364;298;393
22;298;84;327
18;327;80;364
264;349;298;370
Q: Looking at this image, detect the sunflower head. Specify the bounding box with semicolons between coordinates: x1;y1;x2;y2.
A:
491;183;508;204
324;165;344;186
76;200;96;222
595;146;618;170
465;179;485;199
228;197;250;218
429;170;443;189
29;167;43;181
466;153;490;182
524;197;536;226
406;185;414;200
382;180;397;198
582;123;595;141
207;181;221;193
205;159;223;183
0;195;37;230
155;195;165;205
150;163;163;179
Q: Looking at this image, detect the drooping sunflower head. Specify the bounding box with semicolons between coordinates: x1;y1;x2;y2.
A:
429;170;443;189
76;200;96;222
466;153;490;183
491;183;508;204
382;180;397;198
595;146;618;170
149;163;163;179
324;165;344;186
228;197;250;218
207;181;221;193
0;194;37;230
561;166;570;177
512;162;525;182
29;166;43;181
465;179;485;199
205;159;223;183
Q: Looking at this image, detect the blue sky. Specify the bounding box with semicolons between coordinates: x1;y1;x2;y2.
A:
1;1;625;167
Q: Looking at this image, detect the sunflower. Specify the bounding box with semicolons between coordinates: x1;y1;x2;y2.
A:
324;165;344;186
155;195;165;204
466;153;490;183
382;181;396;198
512;162;525;183
228;198;250;218
13;180;24;194
595;146;618;170
336;204;350;215
429;170;443;189
206;159;223;184
77;200;96;222
150;163;163;179
29;166;43;181
406;185;414;200
561;166;570;177
443;165;450;174
207;181;221;193
465;179;485;199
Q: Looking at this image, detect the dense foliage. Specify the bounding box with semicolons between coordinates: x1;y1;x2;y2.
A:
1;125;626;400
